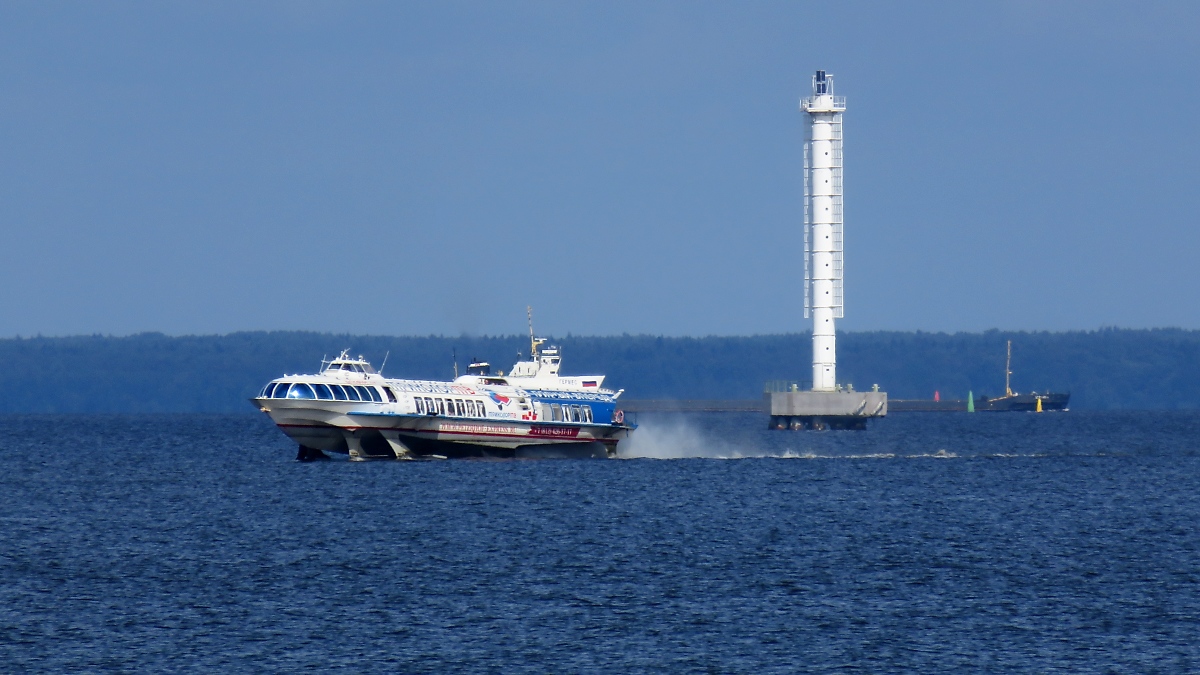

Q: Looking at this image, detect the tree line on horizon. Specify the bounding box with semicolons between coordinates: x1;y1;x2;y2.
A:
0;328;1197;413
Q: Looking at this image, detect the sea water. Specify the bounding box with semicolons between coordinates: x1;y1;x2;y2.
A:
2;412;1198;671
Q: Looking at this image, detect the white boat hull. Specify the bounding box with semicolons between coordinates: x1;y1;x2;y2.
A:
256;398;632;460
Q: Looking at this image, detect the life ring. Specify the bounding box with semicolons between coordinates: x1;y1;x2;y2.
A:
614;410;624;424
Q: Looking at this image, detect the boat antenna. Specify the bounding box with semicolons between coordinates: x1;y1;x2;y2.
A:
1005;340;1013;397
379;350;389;375
527;305;537;359
453;348;458;379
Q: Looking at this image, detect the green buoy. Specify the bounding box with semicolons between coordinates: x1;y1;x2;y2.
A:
967;390;975;413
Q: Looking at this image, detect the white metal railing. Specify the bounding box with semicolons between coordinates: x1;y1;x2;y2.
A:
801;96;847;112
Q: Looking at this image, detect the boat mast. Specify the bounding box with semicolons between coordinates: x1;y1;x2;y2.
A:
527;305;538;359
1005;340;1013;397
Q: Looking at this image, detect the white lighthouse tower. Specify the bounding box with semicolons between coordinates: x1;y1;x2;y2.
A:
801;70;845;392
766;69;884;430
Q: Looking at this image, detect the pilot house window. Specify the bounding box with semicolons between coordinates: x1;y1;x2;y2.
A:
286;383;316;400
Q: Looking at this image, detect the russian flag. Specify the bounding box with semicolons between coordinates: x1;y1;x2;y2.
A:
582;380;597;388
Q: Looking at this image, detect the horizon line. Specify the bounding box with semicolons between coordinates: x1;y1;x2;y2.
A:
2;326;1195;341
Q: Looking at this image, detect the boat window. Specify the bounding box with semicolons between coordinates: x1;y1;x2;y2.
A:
415;397;425;414
287;383;316;400
313;383;333;400
329;385;345;400
459;399;468;416
361;386;379;403
550;403;562;421
436;399;446;415
261;383;276;398
569;405;581;422
272;383;291;398
383;387;397;403
424;397;434;413
582;405;593;423
344;386;362;401
475;400;484;417
354;386;373;402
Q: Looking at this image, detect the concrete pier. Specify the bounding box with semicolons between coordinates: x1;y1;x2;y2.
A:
765;390;887;430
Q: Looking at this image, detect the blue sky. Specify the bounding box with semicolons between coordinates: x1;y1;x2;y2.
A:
1;1;1197;337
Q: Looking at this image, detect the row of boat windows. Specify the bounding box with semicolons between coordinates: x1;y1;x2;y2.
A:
414;397;486;418
264;381;599;423
412;397;595;423
548;403;594;423
264;381;398;403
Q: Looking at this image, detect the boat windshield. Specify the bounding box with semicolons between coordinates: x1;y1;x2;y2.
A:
328;361;376;374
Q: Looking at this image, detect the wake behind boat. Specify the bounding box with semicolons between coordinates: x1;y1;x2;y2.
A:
252;319;635;460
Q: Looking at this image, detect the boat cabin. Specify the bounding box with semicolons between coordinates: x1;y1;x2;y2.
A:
321;350;377;376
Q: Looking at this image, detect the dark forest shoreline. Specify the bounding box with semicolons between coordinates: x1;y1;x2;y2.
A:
2;328;1197;412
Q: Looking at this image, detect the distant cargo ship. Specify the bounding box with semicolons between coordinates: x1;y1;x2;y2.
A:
973;390;1070;412
890;341;1069;412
